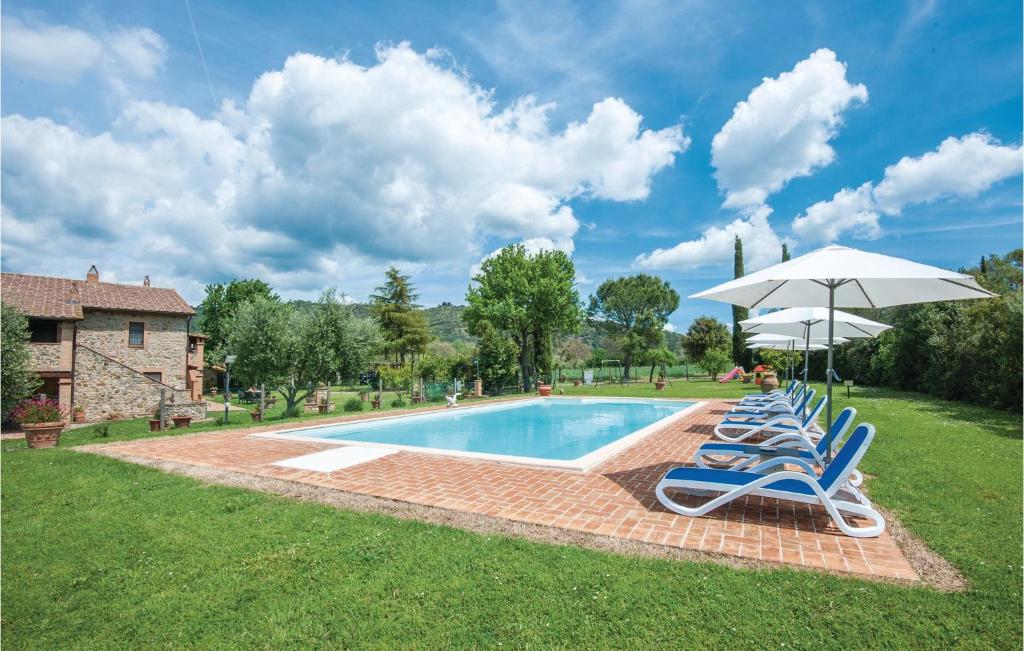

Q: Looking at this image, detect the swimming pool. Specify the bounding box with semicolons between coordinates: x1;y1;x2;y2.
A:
256;397;701;470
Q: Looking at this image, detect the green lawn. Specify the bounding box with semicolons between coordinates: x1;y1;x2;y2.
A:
2;381;1021;648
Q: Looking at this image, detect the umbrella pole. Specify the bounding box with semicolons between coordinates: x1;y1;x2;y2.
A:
825;285;836;464
802;323;810;384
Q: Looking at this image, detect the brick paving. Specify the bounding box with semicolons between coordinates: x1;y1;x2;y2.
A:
92;399;917;581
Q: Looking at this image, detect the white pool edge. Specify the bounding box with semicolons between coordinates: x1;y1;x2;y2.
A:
251;397;707;472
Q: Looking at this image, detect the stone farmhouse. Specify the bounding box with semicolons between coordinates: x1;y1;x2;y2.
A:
1;267;206;422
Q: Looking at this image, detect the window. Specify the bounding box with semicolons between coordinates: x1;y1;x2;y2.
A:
128;322;145;347
29;320;59;343
143;372;162;383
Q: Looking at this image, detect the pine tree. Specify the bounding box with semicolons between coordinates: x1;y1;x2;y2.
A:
731;236;751;369
782;243;791;262
370;267;430;365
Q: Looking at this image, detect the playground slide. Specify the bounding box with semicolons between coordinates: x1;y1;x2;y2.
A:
719;366;744;383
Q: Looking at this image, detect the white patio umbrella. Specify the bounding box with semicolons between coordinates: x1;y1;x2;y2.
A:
693;245;995;462
746;336;837;383
741;307;889;383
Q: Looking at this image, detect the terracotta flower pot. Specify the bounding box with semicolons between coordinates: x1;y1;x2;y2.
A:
73;412;86;423
172;416;192;428
371;399;381;409
23;421;64;449
573;380;581;386
251;411;262;422
148;419;162;432
760;374;780;393
655;380;666;390
538;384;552;397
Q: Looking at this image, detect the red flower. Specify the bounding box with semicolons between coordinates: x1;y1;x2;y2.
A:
12;395;66;425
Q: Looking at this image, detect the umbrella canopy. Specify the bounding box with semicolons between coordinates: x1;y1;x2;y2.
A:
740;307;891;339
748;342;828;350
692;245;995;462
745;333;848;345
691;244;994;309
741;307;885;382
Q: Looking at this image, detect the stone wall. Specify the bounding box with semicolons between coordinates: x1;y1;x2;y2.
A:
162;400;209;427
29;343;61;370
73;311;190;420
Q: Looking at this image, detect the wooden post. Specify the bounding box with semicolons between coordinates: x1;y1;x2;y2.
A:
159;388;167;431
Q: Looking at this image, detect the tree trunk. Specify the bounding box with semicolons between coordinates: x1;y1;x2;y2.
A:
519;330;531;392
623;355;632;384
649;363;656;383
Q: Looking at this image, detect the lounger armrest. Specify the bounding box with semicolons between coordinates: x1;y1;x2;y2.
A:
746;456;819;477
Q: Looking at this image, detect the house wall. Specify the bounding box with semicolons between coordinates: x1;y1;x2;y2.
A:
28;321;74;372
73;311;189;420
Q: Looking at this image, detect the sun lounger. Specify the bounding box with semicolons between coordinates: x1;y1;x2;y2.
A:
726;388;814;421
698;407;859;484
738;380;799;405
655;423;884;537
714;394;826;442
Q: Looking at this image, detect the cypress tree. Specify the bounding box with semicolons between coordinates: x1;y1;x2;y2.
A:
782;243;791;262
731;236;751;369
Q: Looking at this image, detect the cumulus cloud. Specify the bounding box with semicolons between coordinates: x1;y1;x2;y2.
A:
873;133;1023;214
633;209;787;271
1;15;167;84
789;132;1022;244
1;43;684;301
791;183;880;244
711;48;867;212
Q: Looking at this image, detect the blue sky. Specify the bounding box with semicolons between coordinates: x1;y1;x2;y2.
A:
2;0;1021;330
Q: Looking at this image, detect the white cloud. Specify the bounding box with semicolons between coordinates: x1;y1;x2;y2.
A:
711;48;867;212
633;209;787;271
663;323;677;333
789;132;1023;244
1;43;684;302
873;133;1023;214
791;183;880;244
1;16;167;85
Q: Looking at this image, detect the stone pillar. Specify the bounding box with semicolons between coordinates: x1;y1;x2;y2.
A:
474;378;483;397
58;377;72;415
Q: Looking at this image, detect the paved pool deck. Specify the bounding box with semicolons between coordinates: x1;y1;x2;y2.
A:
84;399;918;582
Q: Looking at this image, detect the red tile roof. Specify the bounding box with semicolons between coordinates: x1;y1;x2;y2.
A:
1;273;195;319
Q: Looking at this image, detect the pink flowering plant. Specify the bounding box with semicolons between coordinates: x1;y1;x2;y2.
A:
11;395;66;425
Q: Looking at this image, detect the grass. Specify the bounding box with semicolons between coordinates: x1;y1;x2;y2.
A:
2;380;1021;648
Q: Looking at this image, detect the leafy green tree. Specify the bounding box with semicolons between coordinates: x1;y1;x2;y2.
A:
556;337;592;372
682;316;729;363
782;243;791;262
464;245;581;391
640;345;678;382
698;346;732;380
588;274;679;382
227;291;358;416
370;267;431;365
731;237;752;369
198;279;278;360
476;321;520;392
1;303;40;415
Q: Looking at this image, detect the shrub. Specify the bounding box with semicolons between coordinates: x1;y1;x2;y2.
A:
390;395;406;408
11;395;64;425
94;423;111;438
343;398;363;412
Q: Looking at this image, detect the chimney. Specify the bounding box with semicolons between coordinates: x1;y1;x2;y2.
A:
86;265;99;284
143;275;151;287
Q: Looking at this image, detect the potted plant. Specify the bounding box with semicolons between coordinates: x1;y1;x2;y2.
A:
371;392;382;409
655;375;666;391
13;396;67;449
251;408;262;422
210;387;218;396
72;404;86;423
760;371;780;394
148;410;162;432
172;414;192;428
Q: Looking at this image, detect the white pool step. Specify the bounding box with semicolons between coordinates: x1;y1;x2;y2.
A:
272;446;396;472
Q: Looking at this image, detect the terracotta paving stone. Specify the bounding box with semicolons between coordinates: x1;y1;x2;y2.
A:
93;399;918;581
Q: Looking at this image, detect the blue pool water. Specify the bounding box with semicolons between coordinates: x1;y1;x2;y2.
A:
278;398;694;461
